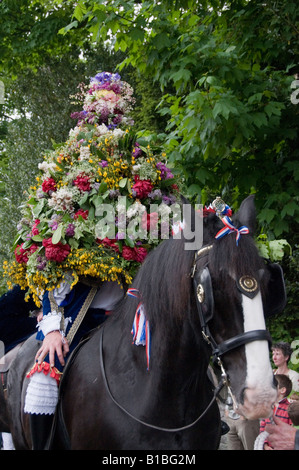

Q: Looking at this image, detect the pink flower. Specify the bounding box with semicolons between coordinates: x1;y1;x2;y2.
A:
42;238;70;263
73;173;91;192
32;219;40;236
42;178;57;193
122;246;147;263
133;246;147;263
74;209;89;220
97;237;119;253
132;177;153;199
121;246;135;261
15;243;38;264
141;212;159;232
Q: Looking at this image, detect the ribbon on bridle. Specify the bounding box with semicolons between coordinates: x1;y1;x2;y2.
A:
215;215;249;245
127;288;151;370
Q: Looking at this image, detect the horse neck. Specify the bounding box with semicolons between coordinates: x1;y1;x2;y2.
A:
146;313;211;398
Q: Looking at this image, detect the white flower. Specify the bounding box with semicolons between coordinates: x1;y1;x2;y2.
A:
68;126;81;139
48;188;74;212
38;161;57;174
94;124;109;136
79;145;91;160
127;201;146;219
132;164;141;174
112;128;125;140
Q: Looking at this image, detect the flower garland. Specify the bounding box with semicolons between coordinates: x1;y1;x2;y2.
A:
3;72;180;306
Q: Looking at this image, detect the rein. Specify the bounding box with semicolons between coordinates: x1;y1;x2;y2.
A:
99;326;226;433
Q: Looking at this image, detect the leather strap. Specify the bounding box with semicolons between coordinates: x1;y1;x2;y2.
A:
214;329;272;357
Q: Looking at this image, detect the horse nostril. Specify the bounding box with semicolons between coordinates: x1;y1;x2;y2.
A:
240;387;247;405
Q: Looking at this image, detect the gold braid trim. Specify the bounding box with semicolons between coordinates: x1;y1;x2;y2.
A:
66;286;97;345
48;286;98;345
48;290;65;331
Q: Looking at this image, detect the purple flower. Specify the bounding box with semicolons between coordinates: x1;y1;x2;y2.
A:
162;194;177;205
65;223;75;237
99;160;108;168
132;143;142;158
109;189;121;199
148;189;162;200
37;260;47;271
156;162;174;180
49;220;58;231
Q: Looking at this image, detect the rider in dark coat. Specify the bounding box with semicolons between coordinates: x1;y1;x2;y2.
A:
0;285;38;353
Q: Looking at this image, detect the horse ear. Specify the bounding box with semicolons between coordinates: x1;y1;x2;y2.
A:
233;195;256;235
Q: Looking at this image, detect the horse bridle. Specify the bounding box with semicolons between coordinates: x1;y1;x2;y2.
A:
99;243;272;432
192;244;272;360
191;244;272;407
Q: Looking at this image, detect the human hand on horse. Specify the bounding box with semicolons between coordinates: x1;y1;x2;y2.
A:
35;331;69;367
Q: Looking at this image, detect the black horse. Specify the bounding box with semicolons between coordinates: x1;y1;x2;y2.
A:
6;196;285;449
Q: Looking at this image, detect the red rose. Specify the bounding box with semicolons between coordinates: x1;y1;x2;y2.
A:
42;177;57;193
74;209;89;220
132;177;153;199
73;173;91;192
42;238;70;263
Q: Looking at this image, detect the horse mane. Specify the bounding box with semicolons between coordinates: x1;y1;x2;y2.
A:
129;236;195;329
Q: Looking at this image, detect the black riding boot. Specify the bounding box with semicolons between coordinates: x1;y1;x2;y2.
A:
29;413;54;450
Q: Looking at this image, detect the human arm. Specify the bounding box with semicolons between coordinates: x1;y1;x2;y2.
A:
265;415;297;450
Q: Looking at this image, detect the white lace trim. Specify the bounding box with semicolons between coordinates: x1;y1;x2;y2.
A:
38;310;62;336
24;371;58;415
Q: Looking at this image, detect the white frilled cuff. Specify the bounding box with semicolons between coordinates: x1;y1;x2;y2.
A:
38;310;62;337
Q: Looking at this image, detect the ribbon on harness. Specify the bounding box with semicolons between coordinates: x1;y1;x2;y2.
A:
127;288;151;370
215;216;249;246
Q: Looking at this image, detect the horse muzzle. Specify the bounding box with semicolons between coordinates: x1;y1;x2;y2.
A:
236;384;277;420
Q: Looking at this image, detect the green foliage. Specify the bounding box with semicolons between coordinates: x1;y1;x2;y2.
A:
266;247;299;372
62;0;299;241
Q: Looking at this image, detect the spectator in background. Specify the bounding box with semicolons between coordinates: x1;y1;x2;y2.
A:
272;342;299;392
258;374;293;450
265;416;299;450
225;395;260;450
288;400;299;428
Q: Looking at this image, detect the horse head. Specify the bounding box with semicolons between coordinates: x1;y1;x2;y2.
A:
192;195;283;420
